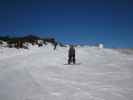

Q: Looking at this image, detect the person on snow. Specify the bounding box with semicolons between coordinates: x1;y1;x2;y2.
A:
68;45;76;64
53;42;57;50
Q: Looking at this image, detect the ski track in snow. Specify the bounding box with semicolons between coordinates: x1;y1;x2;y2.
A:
0;45;133;100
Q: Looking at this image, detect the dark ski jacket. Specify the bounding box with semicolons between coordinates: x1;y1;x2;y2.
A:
68;46;75;57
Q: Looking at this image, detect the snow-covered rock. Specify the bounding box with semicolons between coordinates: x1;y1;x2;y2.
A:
0;41;8;47
96;43;104;49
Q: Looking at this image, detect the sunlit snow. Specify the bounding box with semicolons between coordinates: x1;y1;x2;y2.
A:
0;44;133;100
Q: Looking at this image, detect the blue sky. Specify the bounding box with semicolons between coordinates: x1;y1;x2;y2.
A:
0;0;133;48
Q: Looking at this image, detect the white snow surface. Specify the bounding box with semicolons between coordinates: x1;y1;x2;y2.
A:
0;44;133;100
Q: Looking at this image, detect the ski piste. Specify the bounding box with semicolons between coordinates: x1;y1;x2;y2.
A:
0;44;133;100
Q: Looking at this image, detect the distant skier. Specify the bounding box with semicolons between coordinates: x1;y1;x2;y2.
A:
53;42;57;50
68;45;76;64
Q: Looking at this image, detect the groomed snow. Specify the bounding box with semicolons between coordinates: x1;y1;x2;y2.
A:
0;44;133;100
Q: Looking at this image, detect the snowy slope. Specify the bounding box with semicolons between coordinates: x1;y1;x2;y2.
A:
0;44;133;100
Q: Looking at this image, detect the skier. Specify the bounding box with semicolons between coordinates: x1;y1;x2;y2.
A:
53;42;57;50
68;45;76;64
